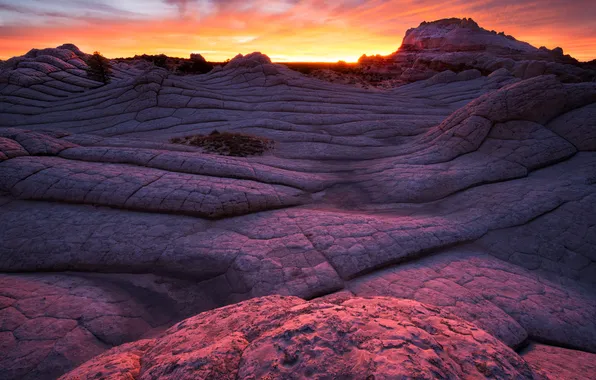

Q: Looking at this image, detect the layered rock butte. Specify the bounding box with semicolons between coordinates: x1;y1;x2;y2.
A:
0;18;595;379
359;18;596;85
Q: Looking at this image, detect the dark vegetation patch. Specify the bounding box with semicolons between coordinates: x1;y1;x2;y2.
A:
282;61;358;75
416;59;493;76
86;51;112;85
282;61;402;83
177;59;214;74
170;130;274;157
115;54;217;74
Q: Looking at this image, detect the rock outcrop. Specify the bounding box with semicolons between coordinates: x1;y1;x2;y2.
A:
359;18;596;85
59;296;544;380
521;343;596;380
0;40;595;379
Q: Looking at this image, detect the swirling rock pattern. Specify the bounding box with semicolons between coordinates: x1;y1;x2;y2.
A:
0;43;595;379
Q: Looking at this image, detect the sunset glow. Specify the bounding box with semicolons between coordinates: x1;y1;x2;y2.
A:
1;0;595;62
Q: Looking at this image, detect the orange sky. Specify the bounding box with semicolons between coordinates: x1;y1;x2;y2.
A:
1;0;595;62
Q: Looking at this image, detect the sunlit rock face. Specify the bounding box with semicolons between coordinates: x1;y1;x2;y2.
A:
359;18;596;85
400;18;536;53
58;295;544;380
0;39;595;379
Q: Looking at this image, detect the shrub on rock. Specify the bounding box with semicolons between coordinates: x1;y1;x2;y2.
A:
85;51;112;85
170;131;273;157
178;54;213;74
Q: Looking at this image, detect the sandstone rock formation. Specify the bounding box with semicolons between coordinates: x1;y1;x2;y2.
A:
359;18;596;86
520;343;596;380
0;41;595;379
58;295;545;380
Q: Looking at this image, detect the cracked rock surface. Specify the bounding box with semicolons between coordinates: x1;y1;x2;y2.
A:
520;342;596;380
1;43;595;379
58;295;544;380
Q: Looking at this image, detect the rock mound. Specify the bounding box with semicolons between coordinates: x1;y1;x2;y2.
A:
60;295;541;380
224;52;272;70
401;17;535;54
359;18;596;85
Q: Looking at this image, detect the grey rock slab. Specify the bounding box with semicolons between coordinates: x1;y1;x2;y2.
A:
546;102;596;151
478;120;577;170
0;128;77;156
58;146;336;192
0;156;308;218
0;200;344;299
478;193;596;283
347;248;596;352
1;154;594;290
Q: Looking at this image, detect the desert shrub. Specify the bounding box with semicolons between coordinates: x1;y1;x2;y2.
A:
86;51;112;84
152;54;168;68
295;66;313;74
177;57;213;74
133;54;169;68
169;130;273;157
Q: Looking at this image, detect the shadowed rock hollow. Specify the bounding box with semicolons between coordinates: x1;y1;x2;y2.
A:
1;19;595;379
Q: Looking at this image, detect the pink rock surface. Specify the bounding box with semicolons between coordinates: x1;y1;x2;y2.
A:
59;295;542;380
521;343;596;380
0;273;194;379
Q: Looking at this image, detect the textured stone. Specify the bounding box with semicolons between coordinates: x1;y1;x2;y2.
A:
0;38;594;380
347;248;596;352
546;102;596;151
359;18;596;85
521;343;596;380
0;273;203;379
59;296;541;380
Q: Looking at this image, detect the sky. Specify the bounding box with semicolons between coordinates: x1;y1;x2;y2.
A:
1;0;595;62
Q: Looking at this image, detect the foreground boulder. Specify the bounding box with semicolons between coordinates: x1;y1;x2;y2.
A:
60;295;543;380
